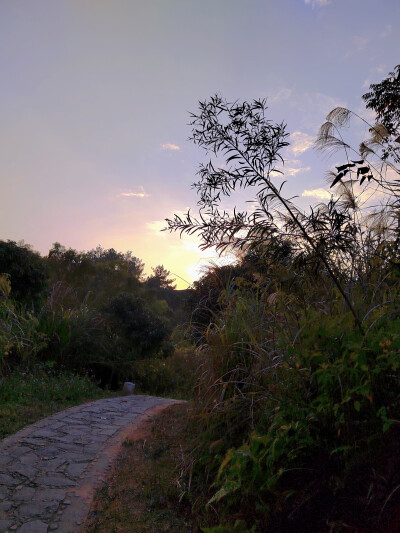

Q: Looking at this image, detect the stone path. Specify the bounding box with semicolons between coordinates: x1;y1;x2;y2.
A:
0;395;179;533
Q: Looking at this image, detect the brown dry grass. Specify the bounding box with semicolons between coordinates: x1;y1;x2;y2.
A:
84;403;209;533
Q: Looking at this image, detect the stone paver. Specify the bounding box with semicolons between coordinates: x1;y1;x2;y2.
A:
0;395;179;532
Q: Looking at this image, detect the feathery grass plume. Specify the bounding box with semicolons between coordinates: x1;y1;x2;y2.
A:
326;106;352;127
335;179;358;211
314;121;351;156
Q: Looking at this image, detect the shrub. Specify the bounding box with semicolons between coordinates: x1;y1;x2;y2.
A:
199;292;400;530
104;293;171;360
132;347;201;399
0;240;48;305
0;274;46;373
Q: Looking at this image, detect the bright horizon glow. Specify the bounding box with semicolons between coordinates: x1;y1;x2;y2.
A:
1;1;399;289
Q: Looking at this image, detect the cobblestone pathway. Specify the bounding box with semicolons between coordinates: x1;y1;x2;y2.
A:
0;395;178;533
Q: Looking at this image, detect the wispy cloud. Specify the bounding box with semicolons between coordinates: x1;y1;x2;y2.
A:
285;166;311;177
380;24;392;38
362;64;386;89
147;209;190;237
269;88;292;103
302;188;333;200
147;219;167;236
271;159;311;178
288;131;315;155
117;186;150;199
304;0;331;7
302;185;386;204
345;35;370;58
161;143;180;151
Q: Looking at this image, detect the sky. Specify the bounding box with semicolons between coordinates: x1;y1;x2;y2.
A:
0;0;399;288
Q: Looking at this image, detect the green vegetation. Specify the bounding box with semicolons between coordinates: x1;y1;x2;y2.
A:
85;404;199;533
165;65;400;531
132;347;202;399
2;64;400;532
0;240;194;435
0;368;113;438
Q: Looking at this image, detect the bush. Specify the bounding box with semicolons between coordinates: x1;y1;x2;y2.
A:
36;282;109;372
193;283;400;531
104;293;171;360
0;275;46;373
0;240;47;305
132;347;201;399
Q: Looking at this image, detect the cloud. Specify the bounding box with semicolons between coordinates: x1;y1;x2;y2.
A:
161;143;180;151
288;131;315;155
117;186;150;199
302;184;387;205
362;64;386;88
147;209;191;237
285;166;311;177
302;188;333;200
345;35;370;58
380;24;392;38
269;88;292;103
271;159;311;178
304;0;331;7
147;219;167;236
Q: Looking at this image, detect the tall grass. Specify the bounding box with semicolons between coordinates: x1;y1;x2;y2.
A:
188;264;400;531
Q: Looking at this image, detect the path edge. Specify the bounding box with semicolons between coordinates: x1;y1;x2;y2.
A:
59;398;186;531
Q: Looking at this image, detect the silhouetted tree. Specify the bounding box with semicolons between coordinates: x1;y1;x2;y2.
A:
166;95;362;330
146;265;176;290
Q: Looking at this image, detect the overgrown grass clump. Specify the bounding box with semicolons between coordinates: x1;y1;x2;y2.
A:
85;403;202;533
0;367;114;438
133;347;202;400
186;277;400;532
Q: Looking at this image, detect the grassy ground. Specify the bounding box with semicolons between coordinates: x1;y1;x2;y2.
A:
0;346;200;440
0;368;115;438
85;403;211;533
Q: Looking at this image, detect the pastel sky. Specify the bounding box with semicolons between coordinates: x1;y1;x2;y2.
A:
1;0;399;288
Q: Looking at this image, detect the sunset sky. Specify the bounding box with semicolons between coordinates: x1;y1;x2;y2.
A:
1;0;399;288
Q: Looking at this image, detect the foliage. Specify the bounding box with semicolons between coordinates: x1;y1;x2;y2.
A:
316;65;400;209
175;65;400;531
0;274;46;373
104;293;171;361
47;243;145;306
0;366;113;438
36;281;109;373
0;240;48;305
166;95;363;329
146;264;177;290
132;347;201;399
186;273;400;530
0;238;188;393
363;64;400;141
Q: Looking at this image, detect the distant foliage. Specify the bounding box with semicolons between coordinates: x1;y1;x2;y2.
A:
0;274;46;372
0;240;48;305
104;293;170;360
146;264;177;290
0;240;186;392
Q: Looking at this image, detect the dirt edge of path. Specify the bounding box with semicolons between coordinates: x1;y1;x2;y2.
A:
63;400;186;532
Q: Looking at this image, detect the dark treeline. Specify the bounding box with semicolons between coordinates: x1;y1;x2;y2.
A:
0;240;192;390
